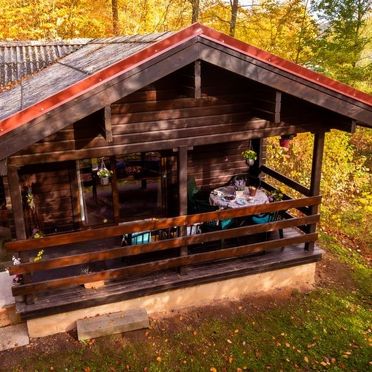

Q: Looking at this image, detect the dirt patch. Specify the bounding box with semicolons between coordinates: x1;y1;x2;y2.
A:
315;251;357;292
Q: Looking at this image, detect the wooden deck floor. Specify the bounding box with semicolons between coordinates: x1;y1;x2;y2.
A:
16;227;322;320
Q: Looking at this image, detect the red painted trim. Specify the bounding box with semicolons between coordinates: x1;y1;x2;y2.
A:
0;24;204;136
0;23;371;138
199;28;372;106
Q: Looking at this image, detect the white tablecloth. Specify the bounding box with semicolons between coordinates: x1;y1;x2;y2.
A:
209;186;269;209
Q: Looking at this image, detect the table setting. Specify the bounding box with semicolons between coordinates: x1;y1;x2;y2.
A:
209;185;269;209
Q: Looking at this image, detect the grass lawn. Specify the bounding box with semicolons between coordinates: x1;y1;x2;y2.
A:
1;233;371;371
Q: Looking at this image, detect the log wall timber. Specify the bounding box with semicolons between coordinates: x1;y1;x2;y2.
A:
188;142;248;189
18;162;78;235
9;63;340;167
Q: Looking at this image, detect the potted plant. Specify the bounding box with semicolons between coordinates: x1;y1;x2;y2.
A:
234;177;246;197
97;167;113;185
241;149;257;166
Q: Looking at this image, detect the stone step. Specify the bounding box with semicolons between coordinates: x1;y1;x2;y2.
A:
77;308;149;341
0;323;29;351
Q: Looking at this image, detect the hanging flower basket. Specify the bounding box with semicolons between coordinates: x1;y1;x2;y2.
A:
97;159;113;185
279;134;295;149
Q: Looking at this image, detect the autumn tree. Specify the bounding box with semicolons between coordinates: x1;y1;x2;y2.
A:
309;0;372;87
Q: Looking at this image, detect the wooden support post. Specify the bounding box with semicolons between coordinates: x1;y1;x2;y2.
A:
7;166;26;240
0;158;7;176
249;138;264;184
69;163;82;230
275;91;282;124
194;60;201;99
305;131;325;251
178;146;188;274
110;156;120;224
103;106;113;143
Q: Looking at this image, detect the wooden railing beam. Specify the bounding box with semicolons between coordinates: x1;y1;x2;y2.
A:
261;165;311;196
12;233;318;296
9;214;320;276
5;196;321;252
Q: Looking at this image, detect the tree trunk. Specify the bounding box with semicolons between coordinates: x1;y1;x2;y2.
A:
191;0;200;23
112;0;119;35
229;0;239;37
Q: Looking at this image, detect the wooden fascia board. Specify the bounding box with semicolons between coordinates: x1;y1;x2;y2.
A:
198;38;372;126
0;25;205;137
198;28;372;108
1;40;201;160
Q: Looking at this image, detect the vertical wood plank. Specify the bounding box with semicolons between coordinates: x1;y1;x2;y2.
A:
110;156;120;224
7;166;27;240
104;106;113;143
194;60;201;99
275;91;282;124
0;158;7;176
68;162;82;229
306;131;325;251
178;146;188;273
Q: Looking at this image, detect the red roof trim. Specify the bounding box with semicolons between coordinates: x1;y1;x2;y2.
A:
1;23;371;138
199;27;372;106
0;24;204;136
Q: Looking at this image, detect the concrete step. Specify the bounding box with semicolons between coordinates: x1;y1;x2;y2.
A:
77;308;149;341
0;323;29;351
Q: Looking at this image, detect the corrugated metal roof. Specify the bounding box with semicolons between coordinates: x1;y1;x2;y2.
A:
0;32;172;121
0;39;90;87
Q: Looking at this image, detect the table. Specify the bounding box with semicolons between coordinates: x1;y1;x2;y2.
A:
209;186;269;209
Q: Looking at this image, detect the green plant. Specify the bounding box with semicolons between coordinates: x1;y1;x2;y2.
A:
241;149;257;160
97;168;113;178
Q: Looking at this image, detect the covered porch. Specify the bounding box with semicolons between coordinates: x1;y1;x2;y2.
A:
1;24;370;325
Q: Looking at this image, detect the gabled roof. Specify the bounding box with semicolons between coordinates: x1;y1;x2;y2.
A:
0;23;371;159
0;32;172;123
0;39;90;88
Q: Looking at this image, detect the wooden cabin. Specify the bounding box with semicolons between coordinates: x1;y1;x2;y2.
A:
0;24;371;336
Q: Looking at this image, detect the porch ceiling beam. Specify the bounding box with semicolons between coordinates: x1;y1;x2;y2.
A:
8;124;323;167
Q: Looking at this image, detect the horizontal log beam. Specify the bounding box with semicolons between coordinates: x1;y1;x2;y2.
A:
12;233;318;296
10;214;320;275
9;124;318;166
6;196;321;252
261;165;311;196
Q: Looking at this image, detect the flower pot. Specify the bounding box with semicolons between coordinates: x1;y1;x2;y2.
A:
100;176;110;185
246;159;255;166
279;138;291;149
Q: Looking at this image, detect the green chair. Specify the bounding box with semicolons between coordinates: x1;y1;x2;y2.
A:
121;231;151;246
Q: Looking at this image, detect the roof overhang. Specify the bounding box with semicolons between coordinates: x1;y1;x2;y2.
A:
0;23;371;161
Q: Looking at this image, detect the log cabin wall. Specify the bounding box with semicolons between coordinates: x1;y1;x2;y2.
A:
18;162;79;236
8;62;348;236
188;142;248;189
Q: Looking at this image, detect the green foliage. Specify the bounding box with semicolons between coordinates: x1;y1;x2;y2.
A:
310;0;372;87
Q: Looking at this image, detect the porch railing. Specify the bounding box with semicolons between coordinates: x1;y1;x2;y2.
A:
6;195;321;298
